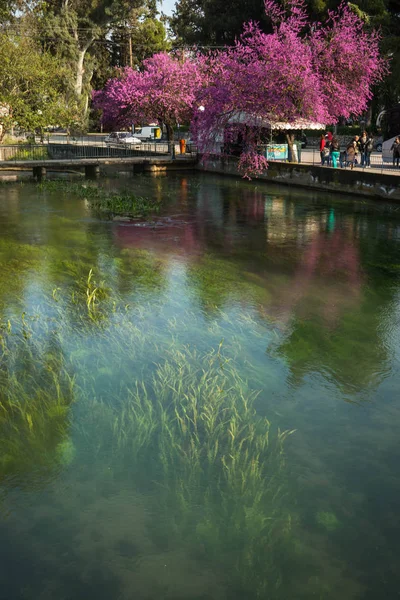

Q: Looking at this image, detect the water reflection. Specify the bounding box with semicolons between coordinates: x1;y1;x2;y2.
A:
0;177;396;394
0;175;400;598
107;179;393;393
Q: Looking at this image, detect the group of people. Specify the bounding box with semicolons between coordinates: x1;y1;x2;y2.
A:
319;131;374;169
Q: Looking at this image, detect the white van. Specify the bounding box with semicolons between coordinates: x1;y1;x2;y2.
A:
132;126;162;141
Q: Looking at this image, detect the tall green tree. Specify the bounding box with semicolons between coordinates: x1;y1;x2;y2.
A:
30;0;165;127
169;0;395;46
110;5;169;69
0;34;76;138
170;0;267;46
169;0;336;46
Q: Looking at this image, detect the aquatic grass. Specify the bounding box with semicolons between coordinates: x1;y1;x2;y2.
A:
41;285;296;596
275;308;390;392
0;322;76;482
114;249;168;296
39;180;162;217
0;174;395;599
87;343;296;598
85;268;108;314
0;272;298;598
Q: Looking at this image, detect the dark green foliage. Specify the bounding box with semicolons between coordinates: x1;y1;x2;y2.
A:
170;0;268;46
0;35;76;136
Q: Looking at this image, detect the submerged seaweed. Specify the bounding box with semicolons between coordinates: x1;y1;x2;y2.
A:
0;278;295;598
39;180;161;217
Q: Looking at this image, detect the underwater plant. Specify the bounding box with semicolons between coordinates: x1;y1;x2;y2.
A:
316;511;340;532
39;180;161;218
0;317;76;485
0;253;295;598
102;345;295;598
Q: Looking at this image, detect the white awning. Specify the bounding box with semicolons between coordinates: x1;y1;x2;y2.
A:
269;119;325;130
229;112;325;130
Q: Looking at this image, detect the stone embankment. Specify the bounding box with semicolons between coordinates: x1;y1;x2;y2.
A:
198;155;400;201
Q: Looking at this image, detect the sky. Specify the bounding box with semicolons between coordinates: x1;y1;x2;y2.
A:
160;0;176;16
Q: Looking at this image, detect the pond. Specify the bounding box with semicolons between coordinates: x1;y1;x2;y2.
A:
0;172;399;600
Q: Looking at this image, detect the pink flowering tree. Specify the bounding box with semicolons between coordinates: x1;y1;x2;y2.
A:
93;52;205;142
193;0;387;176
94;1;387;176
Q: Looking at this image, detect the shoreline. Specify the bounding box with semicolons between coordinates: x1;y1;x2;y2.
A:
197;155;400;202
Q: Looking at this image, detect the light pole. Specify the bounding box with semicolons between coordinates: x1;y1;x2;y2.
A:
197;106;205;152
37;110;43;143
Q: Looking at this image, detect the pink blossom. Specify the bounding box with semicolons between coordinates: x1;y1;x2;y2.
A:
93;52;206;140
94;2;387;176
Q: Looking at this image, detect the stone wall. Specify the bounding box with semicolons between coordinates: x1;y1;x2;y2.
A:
198;155;400;201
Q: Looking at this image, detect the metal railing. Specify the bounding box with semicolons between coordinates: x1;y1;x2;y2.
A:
0;145;50;161
219;144;399;174
0;140;198;162
298;147;400;174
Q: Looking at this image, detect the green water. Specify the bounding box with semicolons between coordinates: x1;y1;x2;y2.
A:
1;173;400;599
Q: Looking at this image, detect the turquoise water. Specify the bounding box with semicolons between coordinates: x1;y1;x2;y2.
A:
1;173;400;599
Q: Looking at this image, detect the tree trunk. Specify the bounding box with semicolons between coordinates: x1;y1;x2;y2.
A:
128;32;133;68
165;123;174;158
365;105;372;128
165;123;174;142
82;93;89;118
286;132;298;163
75;48;87;97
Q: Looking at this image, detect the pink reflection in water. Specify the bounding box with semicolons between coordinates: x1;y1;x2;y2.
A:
114;218;201;258
273;225;362;328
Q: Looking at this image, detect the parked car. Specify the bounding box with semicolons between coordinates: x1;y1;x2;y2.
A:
104;132;142;145
374;136;383;152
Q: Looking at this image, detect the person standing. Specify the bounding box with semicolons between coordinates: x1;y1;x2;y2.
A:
330;136;340;168
324;134;331;166
391;137;400;167
359;131;367;167
365;133;374;168
353;135;361;166
346;140;357;169
319;133;326;165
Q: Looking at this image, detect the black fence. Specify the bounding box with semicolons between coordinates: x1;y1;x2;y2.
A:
0;141;198;162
